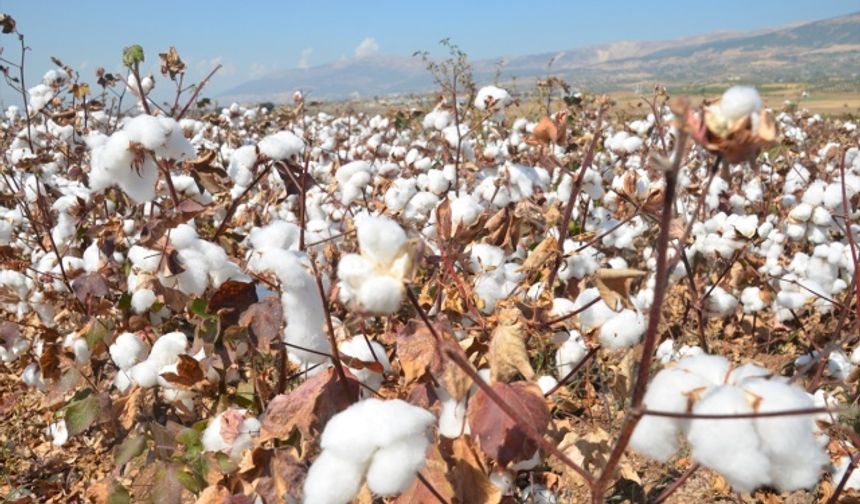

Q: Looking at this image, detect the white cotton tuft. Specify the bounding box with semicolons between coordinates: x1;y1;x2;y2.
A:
718;86;762;123
740;286;766;313
339;336;391;390
555;330;587;379
365;437;429;495
356;215;407;267
131;288;156;314
687;385;771;492
703;286;738;317
357;275;403;315
303;450;366;504
599;309;645;348
109;332;148;371
258;131;304;160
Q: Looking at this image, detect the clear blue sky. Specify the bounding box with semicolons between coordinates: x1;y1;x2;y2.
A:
0;0;857;97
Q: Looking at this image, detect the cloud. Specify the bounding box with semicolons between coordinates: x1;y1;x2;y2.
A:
354;37;379;59
297;48;313;69
195;56;235;77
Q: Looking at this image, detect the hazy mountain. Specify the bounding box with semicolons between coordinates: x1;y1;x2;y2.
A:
220;12;860;102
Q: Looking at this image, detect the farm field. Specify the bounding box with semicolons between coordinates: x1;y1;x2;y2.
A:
2;7;860;504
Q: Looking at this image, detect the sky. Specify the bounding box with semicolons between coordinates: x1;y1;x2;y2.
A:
0;0;857;99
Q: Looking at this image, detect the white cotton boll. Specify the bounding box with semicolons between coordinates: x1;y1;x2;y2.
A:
468;244;505;273
337;253;372;291
114;370;133;393
789;203;813;222
556;331;587;379
148;332;188;367
339;336;391;390
537;375;559;395
656;339;676;365
366;437;429;495
675;354;731;385
703;286;738;317
621;136;643;153
227;145;258;187
438;394;469;438
357;275;403;315
82;242;102;273
50;419;68;446
169;223;198;250
573;288;616;332
356;215;407;267
727;363;772;385
521;485;557;504
162;388;195;411
130;360;159;388
128;245;161;273
109;332;148;371
474;85;512;112
131;288;156;314
687;385;771;492
510;450;542;471
258;131;303;160
248;220;300;252
812;206;832;226
599;309;645;349
776;290;807;310
303;450;365;504
740;286;766;313
22;362;46;391
450;196;482;230
71;338;90;365
631;368;713;461
201;414;231;453
718;86;762;123
490;470;514;495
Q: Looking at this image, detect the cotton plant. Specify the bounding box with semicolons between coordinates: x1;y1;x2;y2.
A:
201;408;261;462
337;214;414;315
303;399;434;503
631;353;829;493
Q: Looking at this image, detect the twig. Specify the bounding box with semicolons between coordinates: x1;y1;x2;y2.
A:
176;64;221;120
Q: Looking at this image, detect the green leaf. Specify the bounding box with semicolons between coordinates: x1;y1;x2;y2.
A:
107;483;131;504
114;434;146;466
85;319;110;348
117;292;132;311
174;467;203;493
65;392;101;436
122;45;145;67
188;297;214;319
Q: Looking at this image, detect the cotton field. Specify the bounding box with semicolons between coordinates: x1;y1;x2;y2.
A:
2;34;860;504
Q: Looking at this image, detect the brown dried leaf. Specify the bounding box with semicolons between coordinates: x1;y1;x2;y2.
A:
519;235;558;275
238;296;283;353
394;445;456;504
467;381;550;466
436;197;452;240
160;354;204;388
260;368;358;442
208;280;258;326
488;308;534;383
72;272;109;303
271;448;306;504
449;436;502;504
594;268;646;311
558;426;639;487
396;321;437;384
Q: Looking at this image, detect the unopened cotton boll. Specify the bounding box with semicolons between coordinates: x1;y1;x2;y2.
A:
109;332;148;371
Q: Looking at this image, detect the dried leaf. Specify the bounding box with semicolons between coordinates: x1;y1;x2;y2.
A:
448;437;502;504
208;280;258;326
594;268;646;311
160;354;204;388
519;235;558;275
487;308;534;382
467;381;550;466
65;392;102;436
238;296;283;353
72;272;109;303
395;445;456;504
396;320;437;384
260;368;358;442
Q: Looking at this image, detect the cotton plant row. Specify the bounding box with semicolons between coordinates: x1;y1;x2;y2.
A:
2;55;860;503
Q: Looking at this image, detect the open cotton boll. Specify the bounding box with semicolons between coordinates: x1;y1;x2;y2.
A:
727;363;772;384
718;86;762;123
572;288;615;332
468;243;506;273
743;379;828;491
365;437;429;495
356;214;407;267
129;360;159;388
22;362;47;391
703;286;738;317
50;419;69;446
148;332;188;367
337;253;372;291
258;131;303;160
687;385;771;492
740;286;766;313
131;288;156;314
109;332;148;371
474;85;512;113
537;375;559;395
599;309;645;349
555;330;587;379
339;336;391;390
631;368;713;461
438;393;469;438
676;354;731;385
248;220;300;252
303;450;366;504
357;274;403;315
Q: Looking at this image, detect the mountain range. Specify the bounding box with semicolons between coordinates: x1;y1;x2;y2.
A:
219;12;860;103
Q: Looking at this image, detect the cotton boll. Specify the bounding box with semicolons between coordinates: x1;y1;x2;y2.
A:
50;420;68;446
718;86;762;123
201;413;231;453
303;450;366;504
339;336;391;390
468;244;506;273
743;379;828;491
148;332;188;367
537;375;559;395
598;309;645;349
357;275;403;315
114;370;133;393
703;286;738;317
687;385;771;492
438;394;469;438
555;331;587;379
740;286;766;313
727;363;772;384
676;354;732;385
109;332;148;371
631;368;713;461
336;253;372;291
356;215;407;267
129;360;159;388
258;131;303;160
572;288;615;331
365;437;429;495
131;288;156;314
